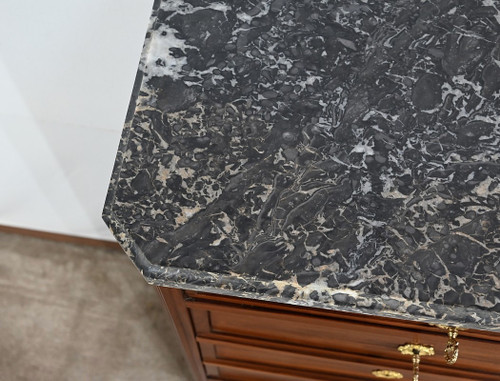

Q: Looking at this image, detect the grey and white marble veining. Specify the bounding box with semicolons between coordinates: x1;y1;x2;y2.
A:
104;0;500;331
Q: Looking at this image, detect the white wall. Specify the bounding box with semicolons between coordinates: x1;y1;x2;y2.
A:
0;0;153;240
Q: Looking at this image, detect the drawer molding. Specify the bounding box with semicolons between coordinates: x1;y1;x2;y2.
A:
197;334;494;381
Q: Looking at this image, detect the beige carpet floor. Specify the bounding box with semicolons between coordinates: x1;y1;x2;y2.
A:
0;232;194;381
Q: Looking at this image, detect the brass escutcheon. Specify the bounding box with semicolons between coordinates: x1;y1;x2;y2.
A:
372;369;404;379
397;343;435;357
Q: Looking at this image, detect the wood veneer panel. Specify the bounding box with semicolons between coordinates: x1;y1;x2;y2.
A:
204;359;364;381
156;287;207;381
187;300;500;375
198;335;489;381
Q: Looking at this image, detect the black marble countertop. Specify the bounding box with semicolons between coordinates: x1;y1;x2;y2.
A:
103;0;500;331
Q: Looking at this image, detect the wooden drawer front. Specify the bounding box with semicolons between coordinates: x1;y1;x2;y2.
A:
188;301;500;377
198;336;486;381
204;360;358;381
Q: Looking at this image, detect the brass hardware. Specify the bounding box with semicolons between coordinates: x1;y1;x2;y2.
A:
372;369;404;379
444;327;459;365
397;343;435;357
398;343;435;381
430;324;461;364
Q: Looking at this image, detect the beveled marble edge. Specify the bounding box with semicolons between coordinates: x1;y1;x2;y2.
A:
102;0;160;234
105;198;500;332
